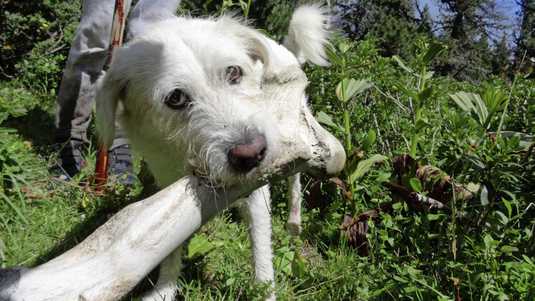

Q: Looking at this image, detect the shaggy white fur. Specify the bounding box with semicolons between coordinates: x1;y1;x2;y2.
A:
96;5;341;301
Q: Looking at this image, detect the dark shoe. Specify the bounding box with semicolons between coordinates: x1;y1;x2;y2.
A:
52;139;86;181
108;144;137;186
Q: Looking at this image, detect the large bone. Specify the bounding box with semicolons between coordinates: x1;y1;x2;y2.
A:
1;116;342;301
1;175;295;300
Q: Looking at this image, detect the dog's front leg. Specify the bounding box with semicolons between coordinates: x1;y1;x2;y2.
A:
245;185;276;300
286;173;302;236
142;247;182;301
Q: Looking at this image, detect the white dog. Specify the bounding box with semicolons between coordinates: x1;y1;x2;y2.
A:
96;5;343;300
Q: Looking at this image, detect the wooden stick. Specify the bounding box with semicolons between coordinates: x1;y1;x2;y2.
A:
94;0;127;189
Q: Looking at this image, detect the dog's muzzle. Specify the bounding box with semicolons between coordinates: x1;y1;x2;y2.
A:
228;134;267;173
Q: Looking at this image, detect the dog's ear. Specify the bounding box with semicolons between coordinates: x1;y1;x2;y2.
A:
283;5;331;66
95;70;124;148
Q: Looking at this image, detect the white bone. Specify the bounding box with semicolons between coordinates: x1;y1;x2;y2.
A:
2;120;344;300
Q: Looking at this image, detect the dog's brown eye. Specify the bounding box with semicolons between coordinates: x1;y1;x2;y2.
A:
226;65;242;85
164;89;191;110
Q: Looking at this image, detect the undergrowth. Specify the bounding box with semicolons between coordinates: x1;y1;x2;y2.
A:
0;1;534;300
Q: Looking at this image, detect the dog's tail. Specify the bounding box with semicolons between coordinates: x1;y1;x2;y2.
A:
284;5;331;66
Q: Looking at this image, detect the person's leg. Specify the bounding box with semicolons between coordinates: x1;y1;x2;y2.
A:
54;0;134;181
55;0;116;145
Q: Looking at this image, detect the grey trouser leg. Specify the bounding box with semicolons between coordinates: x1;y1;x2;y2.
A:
55;0;132;148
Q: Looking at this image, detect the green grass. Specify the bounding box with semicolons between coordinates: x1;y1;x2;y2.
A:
0;4;533;298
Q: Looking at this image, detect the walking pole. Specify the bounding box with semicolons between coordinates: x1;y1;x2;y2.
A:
94;0;127;190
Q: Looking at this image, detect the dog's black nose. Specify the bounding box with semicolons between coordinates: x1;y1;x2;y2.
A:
228;135;267;173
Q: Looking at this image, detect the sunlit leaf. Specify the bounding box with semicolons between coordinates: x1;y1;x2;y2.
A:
409;177;423;192
500;245;518;255
338;41;351;53
336;78;372;102
422;71;435;80
363;129;376;150
417;87;433;102
349;154;388;184
187;234;215;259
502;198;513;218
316;111;341;131
450;92;489;127
392;55;414;74
422;42;444;64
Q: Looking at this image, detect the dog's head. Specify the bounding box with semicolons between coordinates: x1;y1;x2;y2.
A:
96;5;345;187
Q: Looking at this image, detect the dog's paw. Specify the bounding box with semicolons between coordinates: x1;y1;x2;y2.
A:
285;221;302;236
141;285;178;301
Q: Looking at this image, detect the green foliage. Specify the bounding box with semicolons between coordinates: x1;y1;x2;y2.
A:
180;0;294;39
0;1;80;98
305;32;534;299
0;1;534;300
0;82;37;124
334;0;420;58
517;0;535;63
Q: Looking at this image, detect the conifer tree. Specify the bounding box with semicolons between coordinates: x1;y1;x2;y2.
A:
436;0;504;80
416;3;434;36
492;34;511;76
333;0;418;57
516;0;535;65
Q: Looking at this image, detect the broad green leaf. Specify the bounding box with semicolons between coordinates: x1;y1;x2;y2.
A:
292;252;307;278
502;198;513;218
495;211;508;225
466;182;481;193
349;154;388;184
187;234;215;259
395;82;419;100
376;171;392;183
450;92;475;112
500;245;519;255
483;234;497;250
225;277;235;286
450;92;489;127
392;55;414;74
427;213;442;221
410;133;419;157
326;44;343;66
417;86;433;103
316;111;341;131
482;86;507;113
472;94;489;125
275;248;295;276
522;255;534;265
422;71;435;80
338;41;351;53
365;129;376;148
335;78;372;102
422;42;444;64
409;177;423;192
